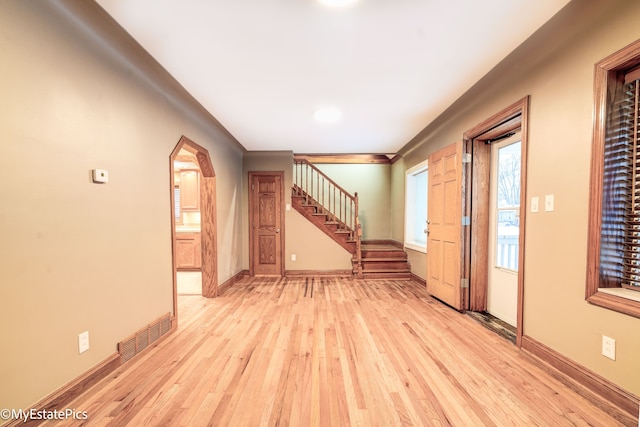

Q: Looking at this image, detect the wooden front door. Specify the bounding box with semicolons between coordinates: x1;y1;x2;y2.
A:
250;172;284;276
427;142;465;310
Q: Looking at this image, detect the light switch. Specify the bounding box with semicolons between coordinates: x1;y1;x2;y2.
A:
531;196;539;213
545;194;554;212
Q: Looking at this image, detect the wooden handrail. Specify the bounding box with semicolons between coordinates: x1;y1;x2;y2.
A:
293;159;362;277
295;159;356;203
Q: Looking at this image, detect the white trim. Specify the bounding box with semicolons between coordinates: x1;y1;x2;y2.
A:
404;242;427;254
405;159;429;251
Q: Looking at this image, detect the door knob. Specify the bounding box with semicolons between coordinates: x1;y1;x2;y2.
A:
276;228;280;233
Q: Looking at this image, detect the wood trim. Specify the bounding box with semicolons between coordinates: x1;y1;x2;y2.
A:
201;176;218;297
469;140;490;312
170;136;219;324
463;97;527;141
217;270;249;296
285;270;353;277
389;154;403;164
4;354;121;427
517;98;530;348
464;96;529;347
521;335;640;418
410;272;426;286
586;38;640;318
293;154;391;164
587;292;640;318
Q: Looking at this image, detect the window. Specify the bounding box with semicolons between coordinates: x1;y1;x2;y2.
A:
494;139;521;271
174;185;182;224
587;38;640;318
405;160;428;252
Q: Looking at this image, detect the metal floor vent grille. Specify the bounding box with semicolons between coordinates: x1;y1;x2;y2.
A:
118;313;172;364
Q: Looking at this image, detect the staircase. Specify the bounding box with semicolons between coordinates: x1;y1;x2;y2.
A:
292;159;411;280
360;242;412;280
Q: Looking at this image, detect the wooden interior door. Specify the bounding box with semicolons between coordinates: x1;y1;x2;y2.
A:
250;172;284;276
427;141;464;310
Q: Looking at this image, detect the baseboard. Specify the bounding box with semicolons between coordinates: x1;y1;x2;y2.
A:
521;335;639;419
4;353;121;427
217;269;249;295
411;272;426;286
285;269;352;278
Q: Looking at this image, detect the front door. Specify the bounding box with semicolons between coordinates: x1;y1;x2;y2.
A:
487;133;521;326
427;142;464;310
249;172;284;276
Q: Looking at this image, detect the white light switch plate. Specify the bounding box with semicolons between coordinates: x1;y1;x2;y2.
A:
545;194;554;212
531;196;539;213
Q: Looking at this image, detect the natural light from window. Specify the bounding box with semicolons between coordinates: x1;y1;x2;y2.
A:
405;160;428;253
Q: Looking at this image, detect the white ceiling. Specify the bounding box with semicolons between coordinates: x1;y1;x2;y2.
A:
95;0;570;154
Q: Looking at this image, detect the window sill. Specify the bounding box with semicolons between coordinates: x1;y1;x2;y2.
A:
598;287;640;302
404;243;426;254
587;289;640;318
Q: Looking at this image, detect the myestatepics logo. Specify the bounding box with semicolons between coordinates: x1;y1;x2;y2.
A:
0;408;88;423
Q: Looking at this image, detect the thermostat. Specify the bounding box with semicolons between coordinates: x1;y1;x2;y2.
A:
92;169;109;184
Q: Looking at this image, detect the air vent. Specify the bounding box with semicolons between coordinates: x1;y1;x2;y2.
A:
118;313;172;364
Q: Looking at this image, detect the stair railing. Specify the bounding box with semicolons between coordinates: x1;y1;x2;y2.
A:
293;159;362;276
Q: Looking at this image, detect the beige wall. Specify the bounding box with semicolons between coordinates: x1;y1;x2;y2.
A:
3;0;639;415
0;0;244;411
316;163;391;240
395;0;640;395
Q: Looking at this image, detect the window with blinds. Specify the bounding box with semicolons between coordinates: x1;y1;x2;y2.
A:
600;70;640;291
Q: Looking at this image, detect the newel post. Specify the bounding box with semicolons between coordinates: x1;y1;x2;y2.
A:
354;192;363;279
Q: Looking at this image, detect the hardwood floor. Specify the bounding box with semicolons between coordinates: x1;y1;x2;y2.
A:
48;277;635;426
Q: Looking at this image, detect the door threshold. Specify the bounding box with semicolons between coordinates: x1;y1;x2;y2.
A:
467;311;516;344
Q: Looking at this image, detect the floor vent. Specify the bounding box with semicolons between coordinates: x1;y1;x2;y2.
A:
118;313;172;364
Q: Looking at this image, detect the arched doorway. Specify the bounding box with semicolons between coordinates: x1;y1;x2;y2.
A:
170;136;218;317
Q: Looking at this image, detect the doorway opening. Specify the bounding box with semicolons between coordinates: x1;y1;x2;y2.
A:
170;136;218;320
463;96;529;347
174;149;203;296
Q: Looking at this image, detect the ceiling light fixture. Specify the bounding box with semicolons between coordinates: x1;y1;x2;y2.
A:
318;0;358;8
313;107;342;124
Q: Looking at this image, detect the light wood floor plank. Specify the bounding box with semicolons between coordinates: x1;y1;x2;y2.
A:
46;277;636;426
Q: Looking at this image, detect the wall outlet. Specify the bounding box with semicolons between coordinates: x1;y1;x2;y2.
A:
91;169;109;184
602;335;615;360
78;331;90;354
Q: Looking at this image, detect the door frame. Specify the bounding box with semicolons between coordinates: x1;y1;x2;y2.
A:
248;171;285;277
463;96;529;347
170;136;218;322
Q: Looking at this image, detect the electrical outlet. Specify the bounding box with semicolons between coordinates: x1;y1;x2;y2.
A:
602;335;615;360
78;331;90;354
